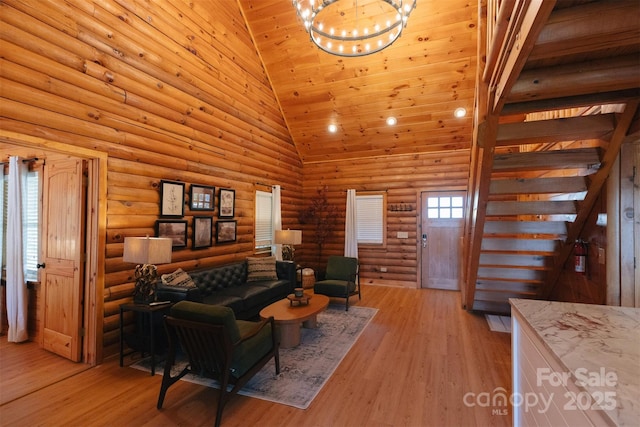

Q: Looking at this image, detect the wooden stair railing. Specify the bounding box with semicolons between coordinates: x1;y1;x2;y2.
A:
463;0;557;311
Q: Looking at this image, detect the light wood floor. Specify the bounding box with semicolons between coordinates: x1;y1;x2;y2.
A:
0;336;91;405
0;286;512;427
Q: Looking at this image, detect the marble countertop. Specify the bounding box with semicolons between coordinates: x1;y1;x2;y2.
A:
510;299;640;426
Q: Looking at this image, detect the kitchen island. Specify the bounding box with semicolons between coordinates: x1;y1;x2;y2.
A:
510;299;639;426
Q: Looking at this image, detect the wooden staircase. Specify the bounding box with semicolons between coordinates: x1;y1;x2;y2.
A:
475;147;597;313
463;0;640;314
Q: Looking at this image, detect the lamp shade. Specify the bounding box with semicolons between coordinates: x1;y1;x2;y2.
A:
123;237;172;265
274;229;302;245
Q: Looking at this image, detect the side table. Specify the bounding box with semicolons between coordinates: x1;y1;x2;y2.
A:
119;301;172;376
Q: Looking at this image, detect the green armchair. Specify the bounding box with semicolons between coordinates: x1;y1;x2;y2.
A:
313;255;360;310
157;301;279;427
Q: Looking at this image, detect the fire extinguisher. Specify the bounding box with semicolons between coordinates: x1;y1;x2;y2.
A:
574;239;587;275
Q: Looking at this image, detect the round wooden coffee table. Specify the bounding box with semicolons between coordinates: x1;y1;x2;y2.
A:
259;294;330;348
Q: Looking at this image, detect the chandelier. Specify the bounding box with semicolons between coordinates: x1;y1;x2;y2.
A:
292;0;417;57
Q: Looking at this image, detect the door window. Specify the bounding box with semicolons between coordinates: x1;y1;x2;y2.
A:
427;196;464;219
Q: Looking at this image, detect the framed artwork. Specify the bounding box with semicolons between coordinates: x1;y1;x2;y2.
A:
190;184;215;211
216;220;237;243
156;220;188;248
160;180;185;217
192;216;213;249
218;188;235;218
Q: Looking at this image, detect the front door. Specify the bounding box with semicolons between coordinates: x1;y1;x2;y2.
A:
40;158;86;361
420;192;466;290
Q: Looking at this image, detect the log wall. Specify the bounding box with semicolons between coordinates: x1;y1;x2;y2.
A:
0;0;301;357
1;0;474;360
299;151;471;287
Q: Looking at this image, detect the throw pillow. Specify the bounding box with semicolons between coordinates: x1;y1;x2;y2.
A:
246;256;278;282
161;268;196;288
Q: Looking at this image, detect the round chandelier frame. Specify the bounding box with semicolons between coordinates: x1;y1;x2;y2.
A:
292;0;417;57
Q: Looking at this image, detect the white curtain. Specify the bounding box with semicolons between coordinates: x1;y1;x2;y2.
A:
344;189;358;258
7;156;28;342
0;168;4;335
271;185;283;261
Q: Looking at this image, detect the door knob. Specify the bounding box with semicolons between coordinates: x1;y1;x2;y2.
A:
422;234;427;248
37;262;46;269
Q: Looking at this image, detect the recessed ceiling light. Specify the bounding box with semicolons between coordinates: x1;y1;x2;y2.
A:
386;116;397;126
454;107;467;118
328;124;338;133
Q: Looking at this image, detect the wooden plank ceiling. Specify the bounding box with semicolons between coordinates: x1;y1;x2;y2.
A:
237;0;478;163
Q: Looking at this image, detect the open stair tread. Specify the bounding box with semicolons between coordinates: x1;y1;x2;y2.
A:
476;280;541;293
477;267;546;282
493;147;602;172
484;220;567;236
481;238;558;253
489;176;588;195
496;114;616;146
471;300;512;315
479;253;551;268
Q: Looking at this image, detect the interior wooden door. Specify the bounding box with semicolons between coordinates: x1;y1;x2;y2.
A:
420;192;466;290
40;158;86;361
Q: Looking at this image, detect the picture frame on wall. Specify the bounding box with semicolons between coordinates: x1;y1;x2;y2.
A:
189;184;215;211
218;188;235;218
156;220;188;248
160;180;185;217
216;220;237;243
192;216;213;249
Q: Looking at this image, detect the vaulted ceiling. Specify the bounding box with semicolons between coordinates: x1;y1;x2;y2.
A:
237;0;478;163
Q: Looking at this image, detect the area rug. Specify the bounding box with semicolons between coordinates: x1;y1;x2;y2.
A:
131;305;377;409
485;314;512;333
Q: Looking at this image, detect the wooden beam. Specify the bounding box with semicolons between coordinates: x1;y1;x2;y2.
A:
492;0;557;113
529;0;640;61
501;89;640;116
508;55;640;104
496;114;615;146
482;0;516;82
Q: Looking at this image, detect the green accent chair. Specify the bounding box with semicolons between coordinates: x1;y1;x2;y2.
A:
157;301;280;427
313;256;360;310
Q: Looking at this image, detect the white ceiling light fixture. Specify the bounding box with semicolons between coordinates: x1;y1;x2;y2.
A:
386;116;397;126
328;123;338;133
454;107;467;118
292;0;417;58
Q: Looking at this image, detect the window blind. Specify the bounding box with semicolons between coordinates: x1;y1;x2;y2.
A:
1;170;39;281
255;190;273;249
356;194;384;244
24;171;39;281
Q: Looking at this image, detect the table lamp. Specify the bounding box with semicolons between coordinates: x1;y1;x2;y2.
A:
123;236;173;304
275;229;302;262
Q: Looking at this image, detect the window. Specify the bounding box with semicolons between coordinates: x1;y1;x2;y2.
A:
1;167;40;282
427;196;464;219
356;193;386;245
255;190;273;251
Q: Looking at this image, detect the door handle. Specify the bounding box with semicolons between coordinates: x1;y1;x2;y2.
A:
37;262;46;269
422;234;427;248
